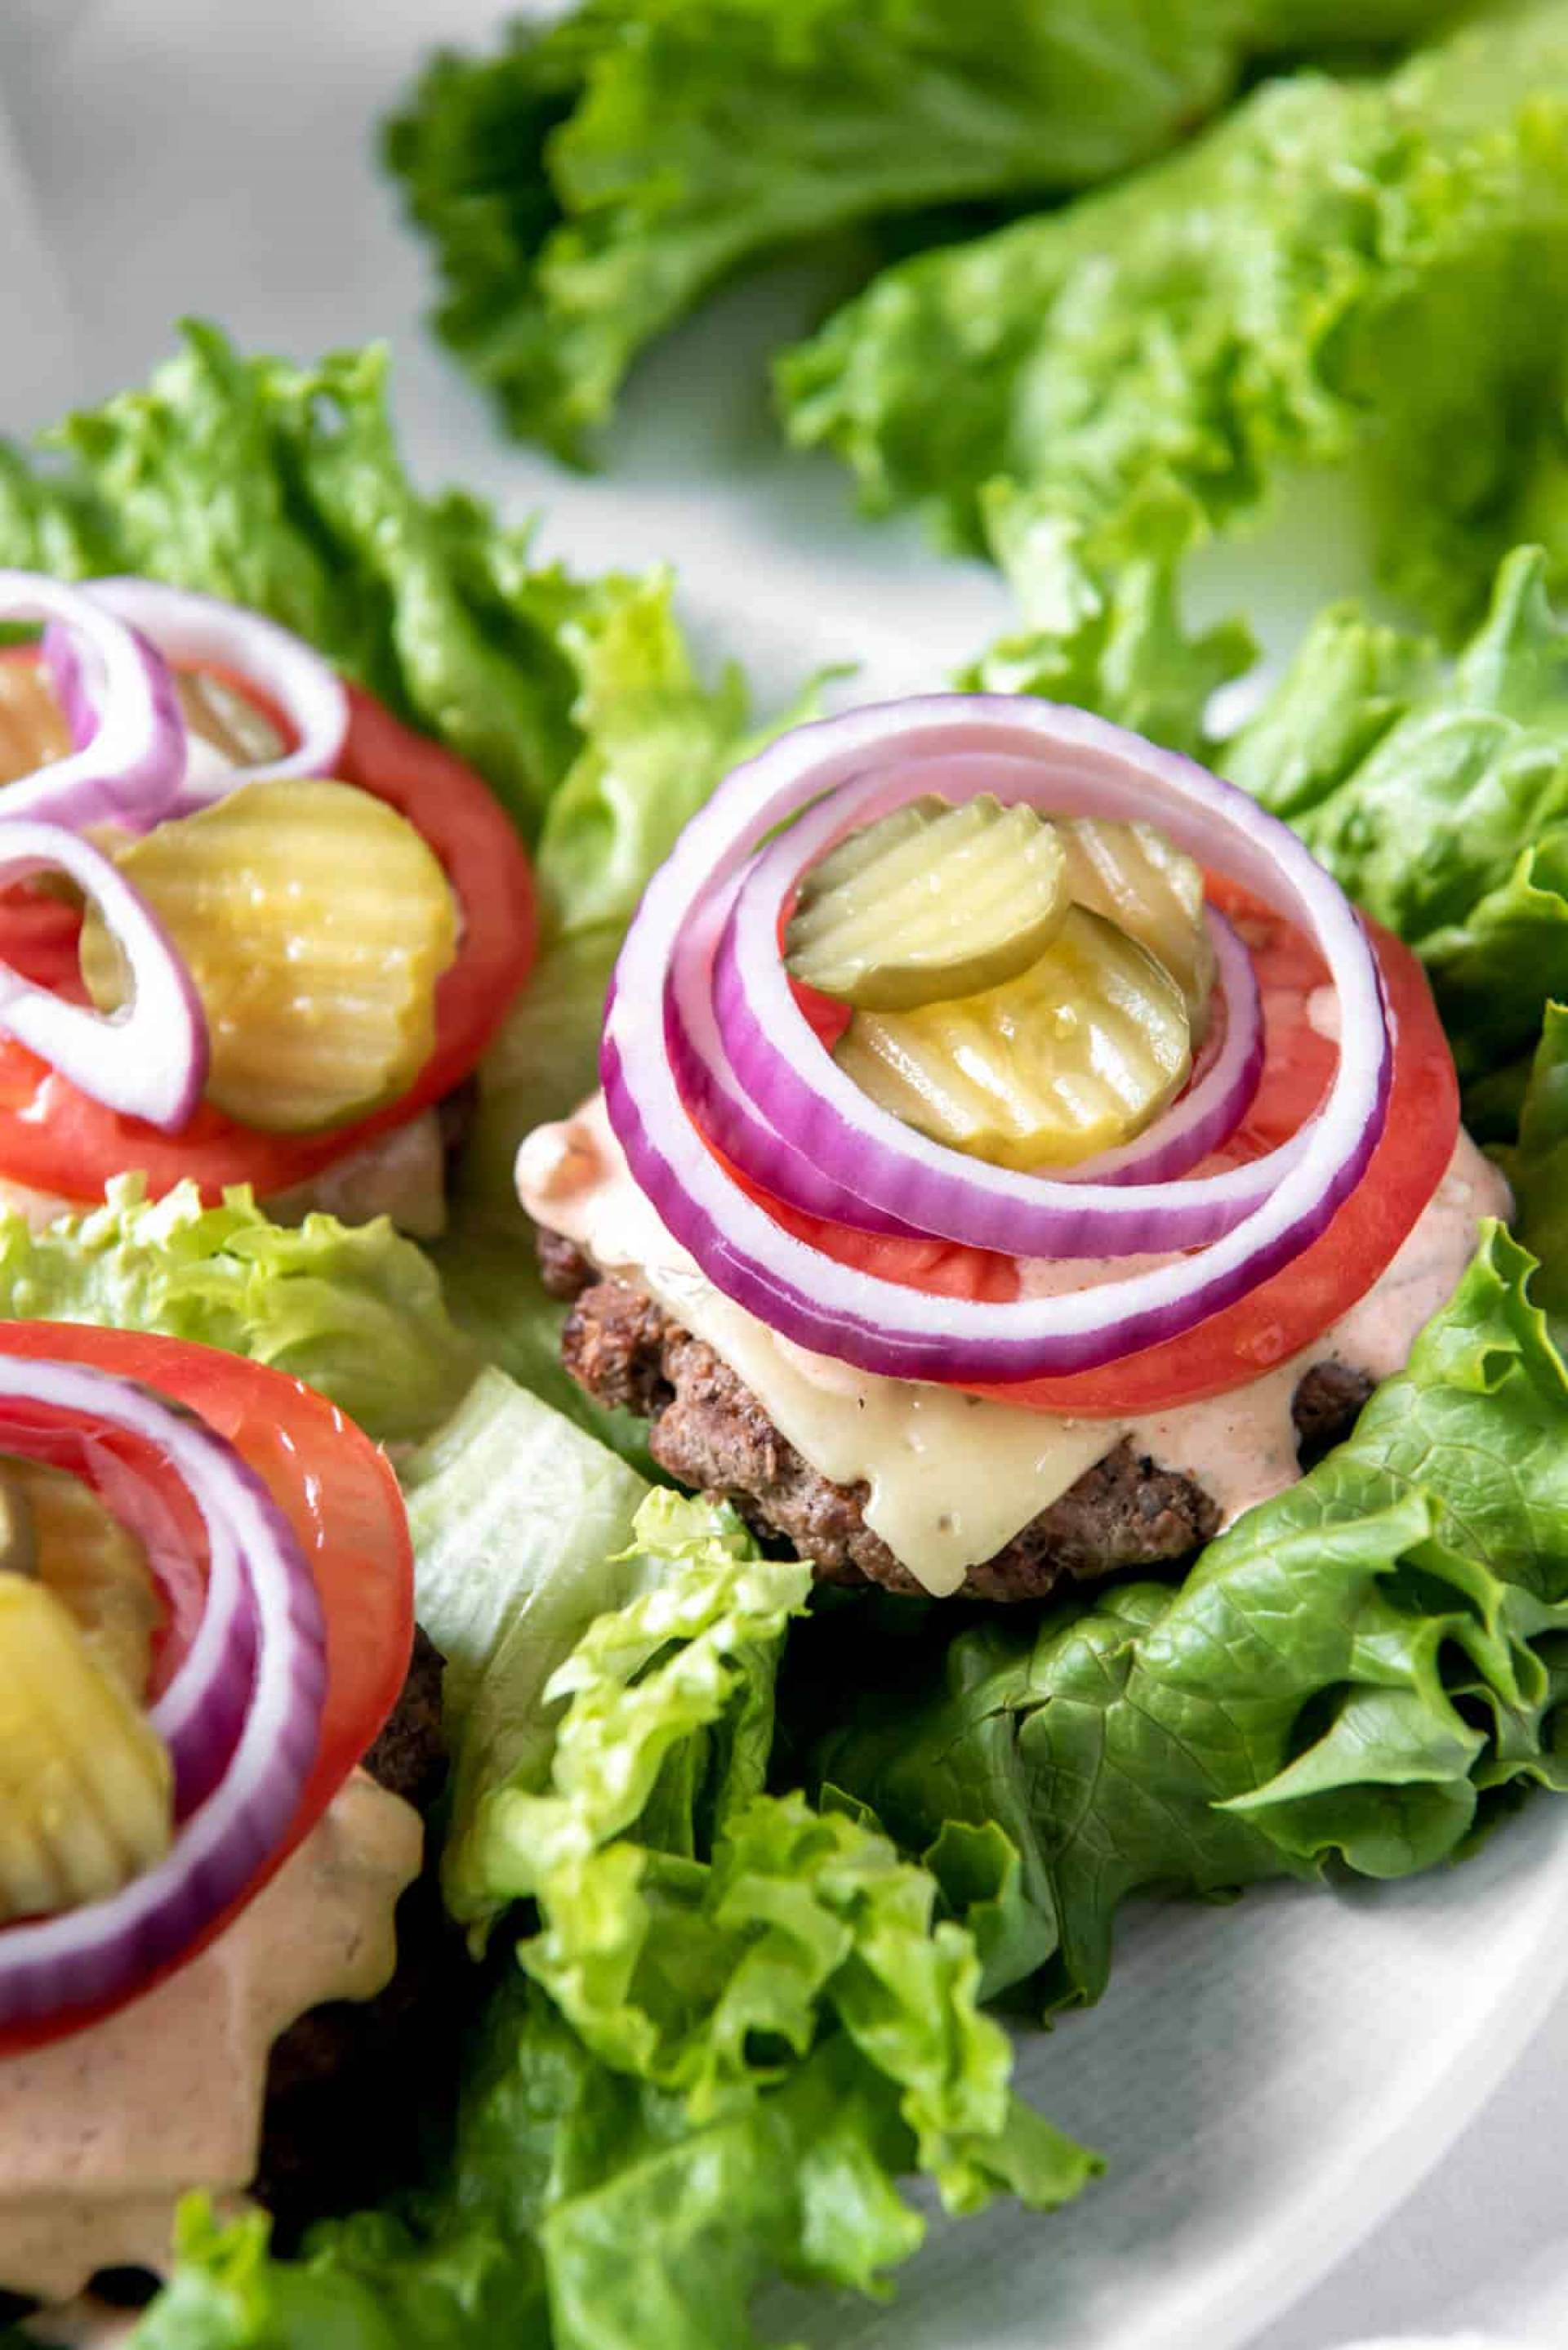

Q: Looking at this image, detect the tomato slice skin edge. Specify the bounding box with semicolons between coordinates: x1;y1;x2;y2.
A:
0;1323;413;2055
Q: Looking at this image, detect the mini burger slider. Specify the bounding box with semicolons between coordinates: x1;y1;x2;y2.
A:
521;696;1507;1603
0;1325;444;2317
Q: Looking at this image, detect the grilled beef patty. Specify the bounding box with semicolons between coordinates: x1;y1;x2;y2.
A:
545;1236;1373;1603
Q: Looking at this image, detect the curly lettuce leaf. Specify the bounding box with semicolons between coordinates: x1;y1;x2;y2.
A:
809;1225;1568;2007
133;1493;1093;2350
1225;545;1568;1095
384;0;1457;459
434;629;820;1452
0;1175;477;1446
782;0;1568;641
1498;1004;1568;1336
0;322;746;849
958;483;1256;756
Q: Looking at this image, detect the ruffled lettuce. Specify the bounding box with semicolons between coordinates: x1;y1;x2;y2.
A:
806;1224;1568;2007
131;1494;1094;2350
1224;545;1568;1108
0;322;749;848
383;0;1457;459
782;0;1568;642
0;1176;477;1446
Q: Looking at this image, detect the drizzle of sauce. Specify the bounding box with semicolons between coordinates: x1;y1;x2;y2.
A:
0;1773;421;2307
519;1096;1510;1596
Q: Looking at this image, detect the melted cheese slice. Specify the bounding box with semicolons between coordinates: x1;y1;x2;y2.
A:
518;1095;1511;1597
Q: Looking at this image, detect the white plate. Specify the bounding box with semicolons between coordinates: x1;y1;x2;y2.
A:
10;8;1568;2344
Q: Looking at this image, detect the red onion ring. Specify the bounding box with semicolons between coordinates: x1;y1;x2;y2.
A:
0;573;186;833
0;819;208;1131
0;1357;326;2029
666;870;929;1237
70;578;350;809
713;767;1286;1254
602;696;1392;1383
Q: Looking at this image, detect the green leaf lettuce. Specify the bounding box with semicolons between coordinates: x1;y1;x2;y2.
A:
783;0;1568;641
384;0;1457;457
808;1224;1568;2006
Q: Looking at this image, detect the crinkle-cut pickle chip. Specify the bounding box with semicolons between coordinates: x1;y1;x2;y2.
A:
0;653;72;787
0;1573;173;1922
836;905;1192;1171
0;1454;163;1702
786;793;1069;1011
80;777;459;1135
1057;816;1216;1039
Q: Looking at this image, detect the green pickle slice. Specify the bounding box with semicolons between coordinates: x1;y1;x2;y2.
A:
1;1455;164;1702
786;794;1068;1010
0;1573;173;1921
835;905;1192;1170
1057;817;1216;1037
80;776;459;1134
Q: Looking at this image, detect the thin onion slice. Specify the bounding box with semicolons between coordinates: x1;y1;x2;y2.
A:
603;695;1392;1384
0;1356;326;2030
711;767;1285;1253
666;869;928;1237
0;573;185;832
0;818;208;1131
71;578;350;808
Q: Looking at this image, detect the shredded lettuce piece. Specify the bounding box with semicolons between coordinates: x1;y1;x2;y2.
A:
0;321;746;845
1225;545;1568;1103
806;1224;1568;2006
383;0;1457;458
0;1176;477;1447
783;0;1568;641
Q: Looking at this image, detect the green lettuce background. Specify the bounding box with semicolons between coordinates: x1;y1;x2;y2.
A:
383;0;1463;458
783;0;1568;644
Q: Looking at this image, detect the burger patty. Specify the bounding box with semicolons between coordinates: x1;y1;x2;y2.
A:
253;1626;456;2245
542;1235;1373;1603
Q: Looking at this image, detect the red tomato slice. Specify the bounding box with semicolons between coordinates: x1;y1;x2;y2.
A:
0;666;537;1203
734;889;1459;1416
0;1322;413;2053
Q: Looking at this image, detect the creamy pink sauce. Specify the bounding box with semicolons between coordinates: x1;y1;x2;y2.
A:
0;1772;421;2308
519;1095;1511;1590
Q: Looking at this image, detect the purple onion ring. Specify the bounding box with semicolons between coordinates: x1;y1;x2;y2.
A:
602;694;1392;1384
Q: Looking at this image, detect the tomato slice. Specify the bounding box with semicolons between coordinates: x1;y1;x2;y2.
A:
0;1323;413;2053
733;890;1459;1416
0;667;537;1203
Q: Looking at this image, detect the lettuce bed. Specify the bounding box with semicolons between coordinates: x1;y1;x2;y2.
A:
2;332;1567;2347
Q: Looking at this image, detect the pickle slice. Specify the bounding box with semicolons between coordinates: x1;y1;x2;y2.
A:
80;776;459;1134
1;1456;163;1703
1057;818;1216;1037
0;655;72;787
0;1463;37;1583
176;669;287;766
0;1576;173;1921
835;905;1192;1170
786;795;1068;1010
